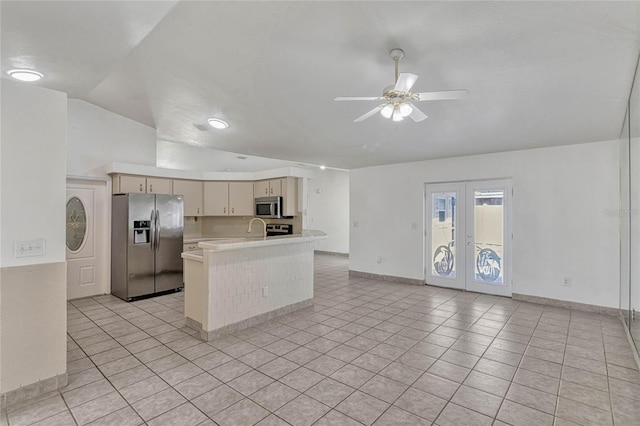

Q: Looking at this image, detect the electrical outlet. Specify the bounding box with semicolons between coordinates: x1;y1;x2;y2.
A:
262;287;268;297
563;276;572;286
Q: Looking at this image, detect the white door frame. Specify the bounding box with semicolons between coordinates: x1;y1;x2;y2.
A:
425;179;513;297
66;177;110;298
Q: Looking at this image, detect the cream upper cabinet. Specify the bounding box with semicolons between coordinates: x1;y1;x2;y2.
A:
269;179;282;197
229;182;254;216
254;179;282;198
204;181;230;216
115;175;146;193
281;177;299;217
254;180;270;198
173;180;203;216
112;175;172;195
146;177;172;194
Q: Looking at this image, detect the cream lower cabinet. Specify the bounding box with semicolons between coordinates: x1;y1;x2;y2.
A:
173;180;203;216
204;181;254;216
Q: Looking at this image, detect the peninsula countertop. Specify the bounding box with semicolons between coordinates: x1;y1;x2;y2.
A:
181;230;327;260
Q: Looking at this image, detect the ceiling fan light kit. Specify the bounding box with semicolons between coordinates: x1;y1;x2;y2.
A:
335;48;468;123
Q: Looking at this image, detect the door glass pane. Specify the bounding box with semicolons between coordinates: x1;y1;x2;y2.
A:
66;196;87;252
474;190;504;283
431;192;456;277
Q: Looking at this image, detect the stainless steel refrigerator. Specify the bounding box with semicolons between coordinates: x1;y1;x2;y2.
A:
111;193;184;301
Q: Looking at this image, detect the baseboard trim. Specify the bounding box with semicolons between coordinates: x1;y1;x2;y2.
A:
315;250;349;258
188;298;314;341
512;293;621;317
0;373;67;410
348;270;423;286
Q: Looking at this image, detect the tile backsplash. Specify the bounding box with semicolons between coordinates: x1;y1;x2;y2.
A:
184;216;302;239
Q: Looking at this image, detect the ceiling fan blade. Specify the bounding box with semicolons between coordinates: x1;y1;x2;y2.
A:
334;96;380;101
406;103;428;122
415;89;469;101
394;73;419;92
353;104;385;122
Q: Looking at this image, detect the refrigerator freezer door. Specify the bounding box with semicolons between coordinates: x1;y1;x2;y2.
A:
126;193;156;298
154;194;184;293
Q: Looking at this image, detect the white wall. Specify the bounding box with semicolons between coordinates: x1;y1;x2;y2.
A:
1;81;67;267
308;169;350;254
1;79;68;393
67;99;156;177
350;141;620;308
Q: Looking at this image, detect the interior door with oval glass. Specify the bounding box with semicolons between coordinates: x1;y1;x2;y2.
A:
66;181;107;299
426;179;512;297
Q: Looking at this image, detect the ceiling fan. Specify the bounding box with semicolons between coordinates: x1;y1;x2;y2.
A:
335;48;468;123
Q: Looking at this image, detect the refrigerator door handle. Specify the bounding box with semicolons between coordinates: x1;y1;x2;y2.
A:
149;209;156;250
155;209;161;251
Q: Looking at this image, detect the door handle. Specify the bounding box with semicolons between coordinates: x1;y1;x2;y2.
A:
150;209;155;250
155;209;160;251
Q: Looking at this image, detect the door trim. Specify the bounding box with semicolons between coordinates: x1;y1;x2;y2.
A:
424;178;513;297
66;178;110;298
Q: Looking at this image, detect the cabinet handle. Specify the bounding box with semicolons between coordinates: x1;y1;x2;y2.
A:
150;184;153;192
270;187;273;194
232;208;235;214
139;183;143;192
197;207;200;214
265;188;268;195
224;207;226;214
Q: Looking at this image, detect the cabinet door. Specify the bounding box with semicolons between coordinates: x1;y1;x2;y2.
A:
173;180;203;216
147;177;172;194
254;180;270;198
229;182;254;216
119;175;146;193
281;177;299;217
204;182;229;215
269;179;282;197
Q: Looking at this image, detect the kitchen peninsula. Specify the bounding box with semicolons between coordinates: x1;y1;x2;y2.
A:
182;231;327;340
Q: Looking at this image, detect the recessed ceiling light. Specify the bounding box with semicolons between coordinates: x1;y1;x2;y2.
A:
319;165;327;170
207;118;228;129
7;69;43;82
236;156;248;160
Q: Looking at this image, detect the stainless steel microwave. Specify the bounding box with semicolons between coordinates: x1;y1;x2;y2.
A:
255;196;282;218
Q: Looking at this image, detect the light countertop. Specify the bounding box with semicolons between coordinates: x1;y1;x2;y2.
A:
181;230;327;260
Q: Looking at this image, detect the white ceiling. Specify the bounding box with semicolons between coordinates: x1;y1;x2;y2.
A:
2;1;639;170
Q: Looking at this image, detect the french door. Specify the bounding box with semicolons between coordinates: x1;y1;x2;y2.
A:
425;179;512;296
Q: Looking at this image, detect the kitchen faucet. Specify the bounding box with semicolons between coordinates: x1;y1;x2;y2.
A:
247;217;267;239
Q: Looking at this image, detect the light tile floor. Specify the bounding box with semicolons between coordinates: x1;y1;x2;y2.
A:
2;254;640;425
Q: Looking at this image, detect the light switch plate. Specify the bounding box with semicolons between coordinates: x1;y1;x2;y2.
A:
15;239;46;258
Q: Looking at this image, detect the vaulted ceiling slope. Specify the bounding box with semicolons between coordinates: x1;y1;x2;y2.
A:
2;1;639;170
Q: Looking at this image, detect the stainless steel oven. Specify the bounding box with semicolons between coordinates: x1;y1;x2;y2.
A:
255;196;282;218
